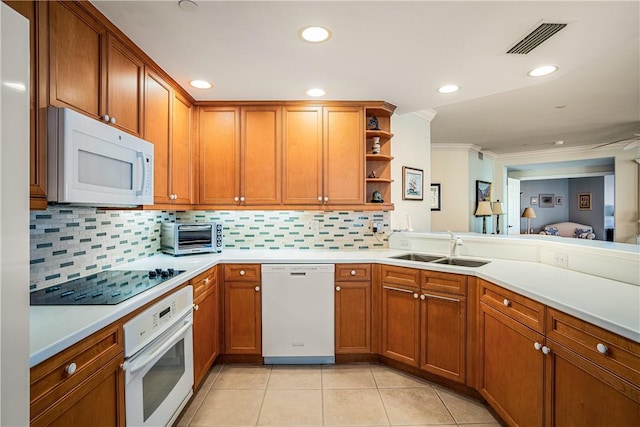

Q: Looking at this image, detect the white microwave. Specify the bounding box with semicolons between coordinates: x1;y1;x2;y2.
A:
47;107;154;206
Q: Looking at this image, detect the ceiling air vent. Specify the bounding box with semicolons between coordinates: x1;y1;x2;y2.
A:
506;22;567;54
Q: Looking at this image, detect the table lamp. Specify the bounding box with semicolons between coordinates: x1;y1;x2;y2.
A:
492;200;504;234
475;201;493;234
521;207;536;234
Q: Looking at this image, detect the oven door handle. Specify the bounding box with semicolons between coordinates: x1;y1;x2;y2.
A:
123;317;193;375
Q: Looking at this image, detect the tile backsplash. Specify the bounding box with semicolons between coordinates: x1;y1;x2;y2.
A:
30;207;389;290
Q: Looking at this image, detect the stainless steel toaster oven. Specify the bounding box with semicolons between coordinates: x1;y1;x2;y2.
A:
161;222;222;256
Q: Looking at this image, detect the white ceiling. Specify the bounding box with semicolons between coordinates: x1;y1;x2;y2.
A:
92;0;640;154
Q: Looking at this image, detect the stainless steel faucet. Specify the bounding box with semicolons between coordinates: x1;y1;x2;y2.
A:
448;231;463;257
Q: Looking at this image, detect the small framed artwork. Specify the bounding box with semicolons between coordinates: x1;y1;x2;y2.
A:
578;193;592;210
540;194;555;208
530;196;538;205
402;166;423;200
430;183;441;211
556;196;564;205
476;180;492;212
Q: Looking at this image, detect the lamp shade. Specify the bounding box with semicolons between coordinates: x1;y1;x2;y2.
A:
475;201;493;216
521;207;536;218
492;201;504;215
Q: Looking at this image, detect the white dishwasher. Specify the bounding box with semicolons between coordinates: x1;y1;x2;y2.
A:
262;264;335;364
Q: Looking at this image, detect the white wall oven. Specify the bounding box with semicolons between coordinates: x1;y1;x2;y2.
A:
122;286;194;427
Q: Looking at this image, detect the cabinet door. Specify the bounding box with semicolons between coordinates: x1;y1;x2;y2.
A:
31;355;125;427
143;69;172;204
106;35;144;136
199;107;241;205
224;281;261;354
479;303;544;427
241;106;282;205
194;282;219;388
323;106;364;204
282;106;323;205
171;92;194;204
545;341;640;426
335;281;371;354
48;0;106;118
420;293;466;383
381;284;420;367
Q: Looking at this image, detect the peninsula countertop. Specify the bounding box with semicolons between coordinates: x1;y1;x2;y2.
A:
30;249;640;367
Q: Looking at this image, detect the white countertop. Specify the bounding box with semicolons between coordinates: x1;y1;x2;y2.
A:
30;249;640;367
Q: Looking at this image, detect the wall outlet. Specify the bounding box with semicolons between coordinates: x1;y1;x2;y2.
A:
398;239;411;249
553;252;568;267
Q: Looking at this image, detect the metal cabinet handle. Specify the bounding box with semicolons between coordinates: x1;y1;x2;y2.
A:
534;342;542;351
103;114;110;122
596;343;608;354
110;116;116;124
422;293;460;303
324;196;329;202
255;286;260;292
420;294;426;300
542;346;551;355
413;293;419;299
240;270;245;276
382;285;415;294
503;298;511;307
65;362;77;375
234;196;239;202
317;196;323;202
194;304;199;311
336;286;341;291
240;196;245;202
350;270;356;276
204;278;209;284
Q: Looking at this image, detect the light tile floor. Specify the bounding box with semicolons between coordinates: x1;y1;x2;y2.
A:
176;363;500;427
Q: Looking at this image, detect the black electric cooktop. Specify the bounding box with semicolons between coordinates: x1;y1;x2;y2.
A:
30;269;186;306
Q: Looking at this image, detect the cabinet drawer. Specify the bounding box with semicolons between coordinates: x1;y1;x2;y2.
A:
479;279;544;333
546;307;640;385
380;265;420;289
336;263;371;281
30;322;123;419
422;271;467;296
224;264;261;281
193;266;217;299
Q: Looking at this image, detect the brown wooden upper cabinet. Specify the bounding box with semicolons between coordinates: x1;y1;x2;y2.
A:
283;105;364;206
47;1;144;137
198;106;282;206
170;92;194;205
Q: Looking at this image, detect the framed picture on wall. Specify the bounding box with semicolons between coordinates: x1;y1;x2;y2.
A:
402;167;424;200
430;183;441;211
476;180;492;212
578;193;592;210
556;196;564;205
540;194;555;208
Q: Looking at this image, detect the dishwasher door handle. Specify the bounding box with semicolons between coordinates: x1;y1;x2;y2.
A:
290;272;307;276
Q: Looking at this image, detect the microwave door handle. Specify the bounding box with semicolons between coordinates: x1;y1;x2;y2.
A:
136;152;145;196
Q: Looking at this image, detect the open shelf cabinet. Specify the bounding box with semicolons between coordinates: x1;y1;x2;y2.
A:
364;102;396;208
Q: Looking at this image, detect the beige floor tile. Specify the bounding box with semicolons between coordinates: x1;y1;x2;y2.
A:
257;389;322;426
267;365;322;389
176;367;222;426
371;366;432;389
212;365;272;389
322;365;377;389
323;388;389;426
189;388;265;426
434;387;497;424
380;388;455;425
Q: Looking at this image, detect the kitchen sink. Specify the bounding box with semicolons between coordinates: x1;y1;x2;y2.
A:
432;258;490;267
389;253;444;262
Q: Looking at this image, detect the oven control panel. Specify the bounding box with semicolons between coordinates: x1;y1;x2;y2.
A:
123;285;193;357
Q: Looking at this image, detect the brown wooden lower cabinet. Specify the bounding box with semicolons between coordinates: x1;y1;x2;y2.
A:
193;267;219;389
420;291;466;383
478;302;545;427
224;265;262;355
335;280;371;354
545;340;640;426
380;283;420;367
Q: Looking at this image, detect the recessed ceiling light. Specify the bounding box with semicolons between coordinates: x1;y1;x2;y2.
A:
554;140;565;146
306;88;326;97
190;80;212;89
438;84;461;94
528;65;558;77
178;0;198;12
299;26;332;43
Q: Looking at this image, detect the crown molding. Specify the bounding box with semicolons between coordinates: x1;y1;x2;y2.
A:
431;143;483;152
412;109;437;122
